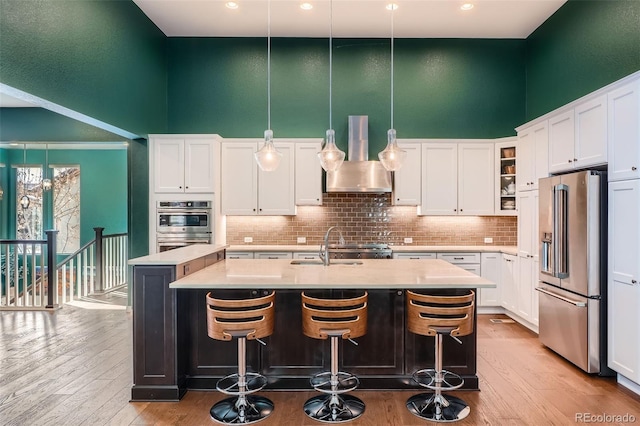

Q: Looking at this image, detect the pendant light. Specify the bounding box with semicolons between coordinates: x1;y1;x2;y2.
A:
254;0;282;172
378;4;406;171
317;0;345;172
42;143;52;191
19;144;30;209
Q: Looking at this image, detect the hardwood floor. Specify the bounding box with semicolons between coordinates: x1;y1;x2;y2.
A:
1;306;639;425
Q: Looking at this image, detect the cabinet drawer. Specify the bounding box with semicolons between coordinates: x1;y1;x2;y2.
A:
293;252;321;261
255;252;293;260
459;264;481;276
393;253;436;260
226;251;254;259
437;252;481;264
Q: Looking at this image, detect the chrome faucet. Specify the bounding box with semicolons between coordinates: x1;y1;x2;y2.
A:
319;226;345;266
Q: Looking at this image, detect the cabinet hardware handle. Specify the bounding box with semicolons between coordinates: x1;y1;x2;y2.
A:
317;198;320;201
453;257;464;260
268;256;278;259
454;209;457;212
252;290;258;295
568;159;573;163
259;208;262;211
409;257;420;260
253;208;256;212
632;279;638;284
186;186;189;189
632;167;637;171
574;158;577;162
460;209;463;212
397;291;403;296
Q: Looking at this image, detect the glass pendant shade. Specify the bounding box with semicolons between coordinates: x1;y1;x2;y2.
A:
254;130;282;172
318;129;345;172
378;129;406;171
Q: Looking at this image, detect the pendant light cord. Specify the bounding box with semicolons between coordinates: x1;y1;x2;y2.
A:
329;0;333;130
267;0;271;131
390;7;394;130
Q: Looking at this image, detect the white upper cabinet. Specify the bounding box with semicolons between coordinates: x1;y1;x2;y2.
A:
517;121;548;192
574;94;608;169
152;137;216;193
420;142;494;215
549;95;607;174
221;140;295;215
548;110;576;173
295;141;323;205
608;80;640;182
393;142;422;206
458;143;495;215
421;143;458;215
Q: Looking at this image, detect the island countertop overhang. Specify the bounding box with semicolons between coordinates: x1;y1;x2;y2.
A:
168;258;495;290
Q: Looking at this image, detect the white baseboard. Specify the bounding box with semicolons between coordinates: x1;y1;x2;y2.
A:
618;374;640;396
503;310;539;334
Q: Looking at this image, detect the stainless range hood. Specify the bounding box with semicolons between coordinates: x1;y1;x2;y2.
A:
326;116;392;193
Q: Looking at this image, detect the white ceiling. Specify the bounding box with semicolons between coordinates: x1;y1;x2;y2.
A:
133;0;567;39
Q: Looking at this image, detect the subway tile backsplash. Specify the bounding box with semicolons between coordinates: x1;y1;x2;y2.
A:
226;193;517;246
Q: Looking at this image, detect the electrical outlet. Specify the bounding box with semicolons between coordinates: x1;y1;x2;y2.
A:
404;237;413;244
297;236;307;244
484;237;493;244
244;236;253;243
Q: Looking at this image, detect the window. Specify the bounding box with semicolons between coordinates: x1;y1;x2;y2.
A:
53;167;80;253
16;167;43;241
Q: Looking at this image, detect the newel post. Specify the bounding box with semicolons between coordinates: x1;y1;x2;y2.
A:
94;227;105;293
45;229;59;309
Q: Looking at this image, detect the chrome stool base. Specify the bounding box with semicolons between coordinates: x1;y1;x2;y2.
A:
210;395;274;425
304;393;365;423
406;393;470;423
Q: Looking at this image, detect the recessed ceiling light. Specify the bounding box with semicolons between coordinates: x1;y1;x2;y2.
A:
300;2;313;10
386;3;399;11
225;2;239;9
460;3;474;11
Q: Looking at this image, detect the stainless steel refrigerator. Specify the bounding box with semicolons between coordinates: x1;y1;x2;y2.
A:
537;170;612;375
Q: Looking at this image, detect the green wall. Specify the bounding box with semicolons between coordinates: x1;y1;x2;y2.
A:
2;148;128;247
168;38;526;155
526;0;640;121
0;0;168;136
0;108;126;142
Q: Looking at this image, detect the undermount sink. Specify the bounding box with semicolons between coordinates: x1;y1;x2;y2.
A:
290;260;363;266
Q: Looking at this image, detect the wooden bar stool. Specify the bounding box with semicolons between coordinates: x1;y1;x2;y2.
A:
301;291;368;423
206;291;275;424
405;290;475;422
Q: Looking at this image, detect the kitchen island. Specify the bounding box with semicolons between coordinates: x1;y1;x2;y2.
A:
129;246;494;401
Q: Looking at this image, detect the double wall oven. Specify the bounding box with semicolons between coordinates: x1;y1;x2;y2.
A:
156;201;212;252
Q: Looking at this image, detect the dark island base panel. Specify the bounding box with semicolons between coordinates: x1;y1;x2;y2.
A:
130;263;479;401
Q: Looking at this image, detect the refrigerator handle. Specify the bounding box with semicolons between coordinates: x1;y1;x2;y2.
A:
555;183;569;279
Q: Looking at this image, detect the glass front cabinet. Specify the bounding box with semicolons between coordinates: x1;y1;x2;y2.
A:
495;139;517;215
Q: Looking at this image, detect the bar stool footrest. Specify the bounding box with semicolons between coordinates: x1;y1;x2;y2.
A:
406;392;470;423
304;393;365;423
310;371;360;395
210;395;274;424
216;372;268;396
412;368;464;391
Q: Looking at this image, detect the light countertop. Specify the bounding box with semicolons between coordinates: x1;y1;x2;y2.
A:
128;244;228;266
227;244;517;256
169;258;495;290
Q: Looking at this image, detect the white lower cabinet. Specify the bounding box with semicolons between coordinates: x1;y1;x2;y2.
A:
226;251;254;259
501;254;518;313
479;253;501;307
608;179;640;381
392;252;436;260
254;252;292;260
292;252;321;261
